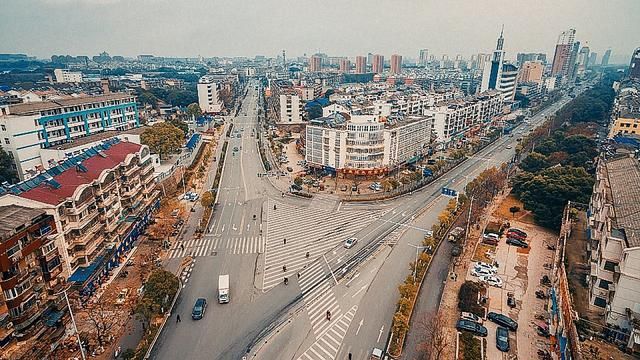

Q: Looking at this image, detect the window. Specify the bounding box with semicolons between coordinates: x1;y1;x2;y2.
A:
4;138;9;144
603;260;618;272
0;125;5;131
598;279;611;290
593;296;607;308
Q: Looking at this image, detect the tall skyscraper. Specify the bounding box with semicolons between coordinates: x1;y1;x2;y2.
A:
577;45;590;76
419;49;429;66
309;55;322;72
551;29;576;78
372;54;384;74
568;41;581;82
355;56;367;74
481;27;518;101
601;48;612;66
339;59;351;73
390;54;402;74
630;48;640;80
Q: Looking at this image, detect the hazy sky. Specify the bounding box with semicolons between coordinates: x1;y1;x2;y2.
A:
2;0;639;63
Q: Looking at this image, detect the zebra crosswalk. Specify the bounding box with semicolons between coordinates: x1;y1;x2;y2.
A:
261;200;380;290
167;236;264;258
297;305;358;360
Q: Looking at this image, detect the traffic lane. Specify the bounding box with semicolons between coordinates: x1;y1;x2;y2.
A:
342;199;449;358
155;255;301;360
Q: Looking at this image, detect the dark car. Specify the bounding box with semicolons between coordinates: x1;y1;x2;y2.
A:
191;298;207;320
487;312;518;331
456;319;488;337
507;231;526;241
496;326;510;352
290;183;303;192
506;237;528;248
508;228;527;238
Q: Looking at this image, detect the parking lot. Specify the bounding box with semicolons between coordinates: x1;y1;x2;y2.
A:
463;209;556;359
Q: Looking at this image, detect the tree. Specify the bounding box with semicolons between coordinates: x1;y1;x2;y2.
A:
509;206;520;218
141;122;185;160
186;103;202;119
293;177;303;186
0;147;18;184
83;296;119;346
135;269;179;328
167;118;189;136
415;311;450;360
519;152;549;173
201;191;214;208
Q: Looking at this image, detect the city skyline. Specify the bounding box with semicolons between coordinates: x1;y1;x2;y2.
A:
1;0;638;63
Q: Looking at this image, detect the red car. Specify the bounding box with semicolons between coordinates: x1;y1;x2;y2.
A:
507;231;526;241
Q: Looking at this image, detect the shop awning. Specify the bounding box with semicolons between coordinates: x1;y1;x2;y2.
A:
68;255;106;284
45;310;65;327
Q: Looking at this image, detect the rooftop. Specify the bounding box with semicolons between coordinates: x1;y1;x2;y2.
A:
51;127;146;151
7;140;142;206
605;156;640;247
0;205;47;241
6;93;135;116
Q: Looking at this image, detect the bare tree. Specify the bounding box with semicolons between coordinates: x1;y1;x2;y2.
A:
83;296;119;347
415;310;449;360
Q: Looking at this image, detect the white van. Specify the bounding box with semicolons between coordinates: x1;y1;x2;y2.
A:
218;274;230;304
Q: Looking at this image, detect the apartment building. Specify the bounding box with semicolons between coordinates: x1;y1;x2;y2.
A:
305;114;431;174
53;69;83;83
279;92;304;124
0;138;159;291
608;85;640;138
588;156;640;347
0;206;63;334
0;93;139;179
197;75;224;113
427;90;503;146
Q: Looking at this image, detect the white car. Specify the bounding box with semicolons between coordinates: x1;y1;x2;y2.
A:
471;267;494;277
344;237;357;249
474;262;498;273
460;311;483;324
479;275;503;288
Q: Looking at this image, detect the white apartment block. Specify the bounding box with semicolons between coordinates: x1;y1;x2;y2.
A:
0;93;139;179
588;156;640;346
305;115;431;174
278;93;304;124
426;90;503;146
197;75;224;113
54;68;83;83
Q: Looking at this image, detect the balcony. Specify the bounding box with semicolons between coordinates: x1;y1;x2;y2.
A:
96;180;117;195
65;211;98;231
97;193;117;208
65;198;95;215
69;222;102;246
123;164;140;178
0;268;29;289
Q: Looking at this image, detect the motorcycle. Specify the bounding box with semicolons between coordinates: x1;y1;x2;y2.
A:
535;290;547;299
326;310;331;321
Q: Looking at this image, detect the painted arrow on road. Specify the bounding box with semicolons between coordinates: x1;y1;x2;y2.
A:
377;326;384;342
356;319;364;336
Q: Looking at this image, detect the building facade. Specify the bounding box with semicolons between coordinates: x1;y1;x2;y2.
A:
197;75;224;114
53;69;83;83
305;115;431;174
481;28;518;101
309;55;322;72
339;59;351;73
390;54;402;74
355;56;367;74
551;29;576;78
0;138;159;290
278;92;304;124
630;48;640;80
372;54;384;74
518;61;544;84
0;206;63;334
0;93;139;179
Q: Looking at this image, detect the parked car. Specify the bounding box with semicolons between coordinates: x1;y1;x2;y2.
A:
474;262;498;273
344;237;357;249
506;237;528;248
115;288;129;305
508;228;527;238
290;183;303;191
351;184;357;192
192;298;207;320
506;231;526;241
482;236;499;246
471;267;495;277
483;233;500;242
286;166;293;172
496;326;510;352
456;319;488;337
460;312;483;324
233;146;239;152
479;275;504;288
340;185;348;191
487;312;518;331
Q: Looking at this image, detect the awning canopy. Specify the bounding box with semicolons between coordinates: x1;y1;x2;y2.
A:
68;254;106;284
45;310;65;327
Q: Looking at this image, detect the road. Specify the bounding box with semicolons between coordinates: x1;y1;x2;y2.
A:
152;82;575;360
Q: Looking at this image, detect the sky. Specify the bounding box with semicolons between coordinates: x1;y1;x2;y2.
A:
1;0;639;64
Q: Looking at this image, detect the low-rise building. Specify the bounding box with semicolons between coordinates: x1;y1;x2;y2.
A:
53;69;83;83
0;93;139;179
0;138;159;293
608;86;640;138
279;92;304;124
197;75;224;113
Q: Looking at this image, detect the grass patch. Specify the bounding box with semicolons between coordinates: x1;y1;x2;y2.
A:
493;195;526;220
473;244;496;263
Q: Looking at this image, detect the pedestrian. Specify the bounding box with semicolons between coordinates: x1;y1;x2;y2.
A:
348;353;352;360
180;243;184;251
176;314;181;323
283;238;287;245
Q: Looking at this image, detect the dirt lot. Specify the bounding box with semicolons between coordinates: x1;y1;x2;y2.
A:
493;195;536;224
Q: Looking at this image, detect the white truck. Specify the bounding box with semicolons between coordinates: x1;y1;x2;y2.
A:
218;274;230;304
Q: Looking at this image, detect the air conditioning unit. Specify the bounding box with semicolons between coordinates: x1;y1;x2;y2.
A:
36;276;43;283
6;322;13;330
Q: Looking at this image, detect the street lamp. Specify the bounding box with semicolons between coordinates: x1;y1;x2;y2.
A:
408;243;430;281
53;286;86;360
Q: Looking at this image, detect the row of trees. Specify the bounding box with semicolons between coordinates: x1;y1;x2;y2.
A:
136;87;198;108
